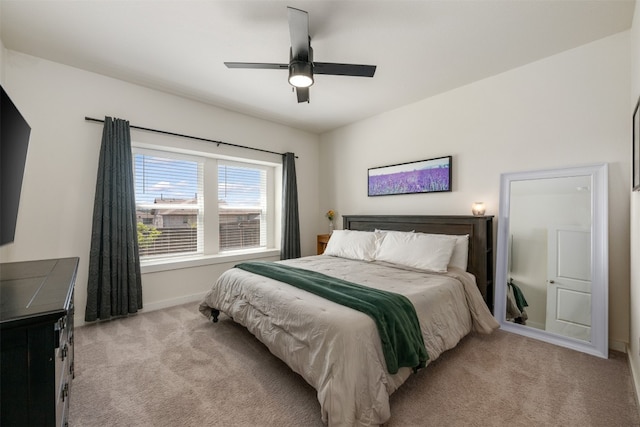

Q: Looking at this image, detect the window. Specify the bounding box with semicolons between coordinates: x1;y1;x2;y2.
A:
133;146;276;263
134;151;203;258
218;162;268;251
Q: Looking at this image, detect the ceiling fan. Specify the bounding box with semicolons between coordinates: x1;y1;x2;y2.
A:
224;6;377;103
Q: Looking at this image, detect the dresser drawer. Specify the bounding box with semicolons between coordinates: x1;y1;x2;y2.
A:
54;317;70;425
53;309;73;427
54;315;68;349
54;376;70;427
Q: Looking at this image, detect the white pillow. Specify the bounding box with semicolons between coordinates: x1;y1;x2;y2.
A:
449;234;469;271
323;230;381;262
374;231;456;273
378;232;468;270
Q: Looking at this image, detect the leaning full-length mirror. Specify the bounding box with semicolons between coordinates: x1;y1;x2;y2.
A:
494;164;608;358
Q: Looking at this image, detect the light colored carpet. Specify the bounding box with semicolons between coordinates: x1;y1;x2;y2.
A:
69;302;639;426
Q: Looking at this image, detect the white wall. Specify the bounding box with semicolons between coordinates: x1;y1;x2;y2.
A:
320;32;631;350
0;51;320;326
628;0;640;403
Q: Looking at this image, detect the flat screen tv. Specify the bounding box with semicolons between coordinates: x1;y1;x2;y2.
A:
1;85;31;246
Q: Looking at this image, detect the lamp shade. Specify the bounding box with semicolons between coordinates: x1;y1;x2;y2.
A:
288;61;314;88
472;202;486;216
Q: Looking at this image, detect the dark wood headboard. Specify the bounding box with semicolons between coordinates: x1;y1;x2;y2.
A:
343;215;494;311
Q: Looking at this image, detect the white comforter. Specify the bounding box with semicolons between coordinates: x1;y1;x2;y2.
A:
199;255;498;426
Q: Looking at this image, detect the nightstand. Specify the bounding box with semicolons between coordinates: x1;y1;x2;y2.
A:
317;234;331;254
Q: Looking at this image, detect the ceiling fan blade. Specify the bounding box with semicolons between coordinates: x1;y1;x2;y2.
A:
224;62;288;70
296;87;309;103
314;62;377;77
288;7;310;61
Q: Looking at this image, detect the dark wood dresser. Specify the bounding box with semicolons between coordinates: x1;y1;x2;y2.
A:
1;257;78;427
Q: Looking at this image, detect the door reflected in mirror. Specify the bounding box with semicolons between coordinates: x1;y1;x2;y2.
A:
506;176;591;342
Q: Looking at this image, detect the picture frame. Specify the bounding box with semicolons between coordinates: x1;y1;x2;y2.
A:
368;155;452;197
634;96;640;192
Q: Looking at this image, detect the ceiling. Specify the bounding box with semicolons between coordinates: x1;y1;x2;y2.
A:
0;0;635;134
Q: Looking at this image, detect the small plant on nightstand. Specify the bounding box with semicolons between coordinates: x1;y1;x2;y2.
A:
326;209;335;234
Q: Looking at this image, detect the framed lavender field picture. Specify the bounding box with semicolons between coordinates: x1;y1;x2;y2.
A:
368;155;452;196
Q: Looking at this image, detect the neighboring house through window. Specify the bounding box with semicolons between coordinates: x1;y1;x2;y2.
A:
132;145;277;264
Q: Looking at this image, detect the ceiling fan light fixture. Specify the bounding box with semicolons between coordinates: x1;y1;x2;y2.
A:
288;61;314;88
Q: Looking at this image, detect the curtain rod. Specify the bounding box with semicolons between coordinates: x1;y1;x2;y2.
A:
84;116;295;158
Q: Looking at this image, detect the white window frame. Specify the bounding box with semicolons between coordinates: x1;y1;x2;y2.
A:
132;143;281;273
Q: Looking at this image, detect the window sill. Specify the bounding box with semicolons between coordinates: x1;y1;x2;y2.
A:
140;248;281;274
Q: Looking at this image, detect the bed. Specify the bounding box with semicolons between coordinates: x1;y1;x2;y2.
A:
199;215;499;426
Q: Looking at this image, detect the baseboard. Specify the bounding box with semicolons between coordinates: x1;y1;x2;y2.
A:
75;291;208;328
610;339;627;353
626;345;640;420
524;320;545;330
140;291;208;313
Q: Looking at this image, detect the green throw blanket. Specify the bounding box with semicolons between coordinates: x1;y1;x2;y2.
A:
235;261;428;374
508;281;529;312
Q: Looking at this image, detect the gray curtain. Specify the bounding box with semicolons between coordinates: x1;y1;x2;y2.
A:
85;117;142;322
281;152;300;259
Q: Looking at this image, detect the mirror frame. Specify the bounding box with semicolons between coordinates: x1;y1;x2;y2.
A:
494;163;609;358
